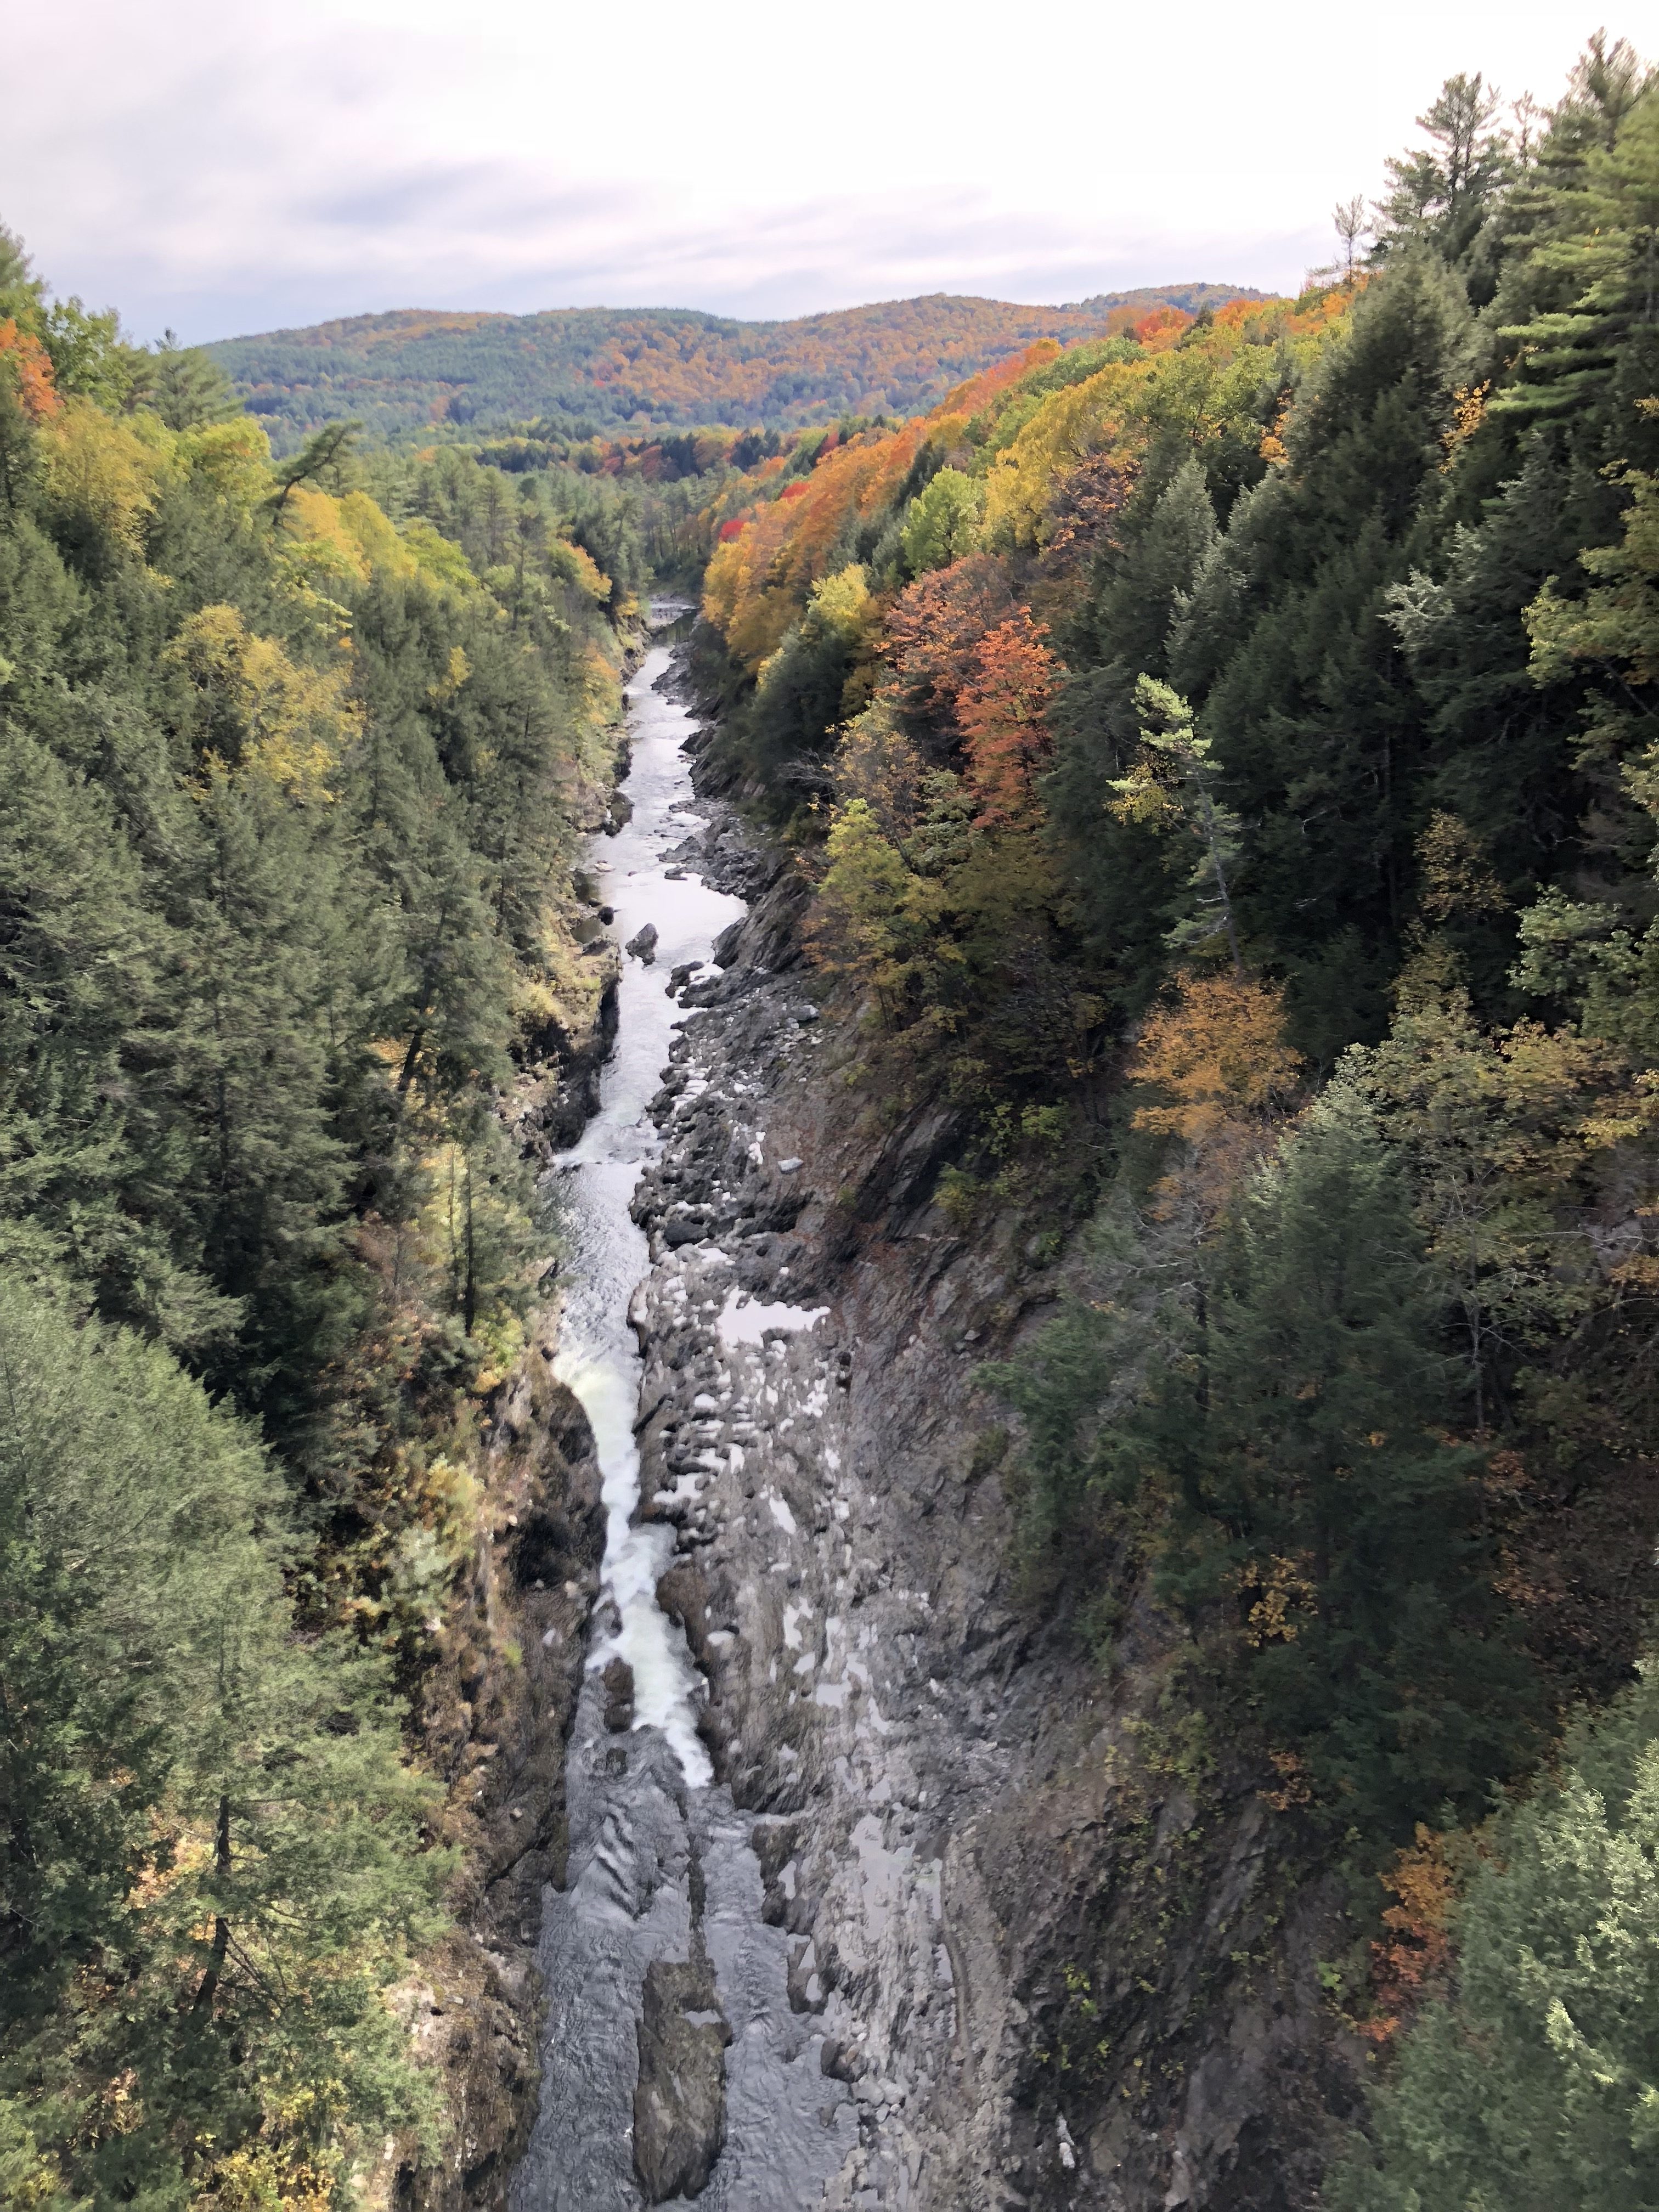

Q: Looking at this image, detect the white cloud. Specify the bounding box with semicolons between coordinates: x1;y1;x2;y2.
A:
0;0;1607;341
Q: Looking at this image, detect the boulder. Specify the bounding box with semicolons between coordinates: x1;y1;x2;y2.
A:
633;1956;730;2202
600;1656;635;1733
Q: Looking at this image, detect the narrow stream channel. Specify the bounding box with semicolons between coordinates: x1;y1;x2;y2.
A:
551;625;741;1782
511;620;857;2210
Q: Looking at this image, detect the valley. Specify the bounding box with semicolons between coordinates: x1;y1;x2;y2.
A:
4;35;1659;2212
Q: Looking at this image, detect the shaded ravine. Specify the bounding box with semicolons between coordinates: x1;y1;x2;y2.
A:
511;628;856;2210
507;631;1362;2212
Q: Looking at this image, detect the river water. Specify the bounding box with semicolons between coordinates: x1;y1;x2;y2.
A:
550;635;742;1780
511;628;857;2210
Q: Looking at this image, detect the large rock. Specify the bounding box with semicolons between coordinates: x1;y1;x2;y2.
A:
633;1956;731;2201
625;922;659;964
600;1656;635;1733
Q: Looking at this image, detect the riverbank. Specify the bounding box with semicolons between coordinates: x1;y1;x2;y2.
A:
480;636;1352;2212
566;650;1352;2210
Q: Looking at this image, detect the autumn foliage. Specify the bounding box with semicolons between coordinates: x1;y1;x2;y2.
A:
957;612;1059;830
704;58;1659;2211
1363;1826;1459;2042
883;553;1015;745
1127;970;1304;1222
0;317;60;419
1128;971;1304;1144
210;290;1257;445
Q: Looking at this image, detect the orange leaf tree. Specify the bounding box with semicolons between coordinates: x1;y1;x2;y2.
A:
957;611;1059;831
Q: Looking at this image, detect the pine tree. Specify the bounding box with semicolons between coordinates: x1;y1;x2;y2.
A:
998;1096;1538;1836
1191;1093;1539;1830
0;1277;443;2207
1389;438;1598;970
143;337;241;432
1332;1663;1659;2212
1086;453;1218;678
1198;255;1477;1056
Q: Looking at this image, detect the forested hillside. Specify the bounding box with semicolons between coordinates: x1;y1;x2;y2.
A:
0;222;670;2205
9;29;1659;2207
690;43;1659;2199
207;287;1257;453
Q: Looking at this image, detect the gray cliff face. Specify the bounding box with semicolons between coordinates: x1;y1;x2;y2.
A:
605;766;1359;2209
402;1313;607;2212
494;643;1359;2212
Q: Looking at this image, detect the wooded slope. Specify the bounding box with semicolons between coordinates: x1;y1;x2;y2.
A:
0;220;670;2207
207;285;1260;450
691;43;1659;2205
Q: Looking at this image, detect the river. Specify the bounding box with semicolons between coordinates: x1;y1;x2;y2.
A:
510;624;859;2210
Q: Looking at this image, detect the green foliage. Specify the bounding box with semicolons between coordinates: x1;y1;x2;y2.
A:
0;256;635;1443
1345;993;1644;1425
1087;453;1217;676
806;795;919;1011
1109;676;1244;969
1375;73;1516;268
0;217;644;2184
992;1097;1539;1838
0;224;42;329
143;340;242;431
1526;453;1659;761
735;563;877;797
1491;74;1659;429
901;467;983;574
692;51;1659;1898
1331;1662;1659;2211
1042;663;1188;1013
0;1276;444;2206
5;34;1659;2183
208;287;1262;451
38;300;142;411
1384;439;1594;1005
1194;252;1478;1058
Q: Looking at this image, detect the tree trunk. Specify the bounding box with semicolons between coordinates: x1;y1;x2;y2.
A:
192;1791;232;2013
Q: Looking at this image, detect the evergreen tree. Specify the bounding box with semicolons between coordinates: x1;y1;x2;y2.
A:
996;1097;1538;1836
1188;1095;1538;1830
0;211;644;2190
1384;436;1610;1008
1375;74;1516;272
1198;255;1476;1056
1087;453;1218;678
1333;1663;1659;2212
143;337;241;431
0;1277;443;2208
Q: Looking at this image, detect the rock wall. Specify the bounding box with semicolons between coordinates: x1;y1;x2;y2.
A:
399;1314;607;2211
611;759;1363;2207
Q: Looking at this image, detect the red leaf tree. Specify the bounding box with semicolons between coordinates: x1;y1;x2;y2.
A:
957;612;1059;831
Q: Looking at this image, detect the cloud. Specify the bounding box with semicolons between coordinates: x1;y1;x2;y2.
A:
0;0;1597;341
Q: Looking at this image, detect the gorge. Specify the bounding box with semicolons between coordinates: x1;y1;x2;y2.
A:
513;635;857;2210
5;37;1659;2212
499;627;1347;2212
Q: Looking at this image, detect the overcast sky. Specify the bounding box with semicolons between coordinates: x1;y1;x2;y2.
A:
2;0;1614;344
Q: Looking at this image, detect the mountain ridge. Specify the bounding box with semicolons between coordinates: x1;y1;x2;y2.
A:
207;283;1264;449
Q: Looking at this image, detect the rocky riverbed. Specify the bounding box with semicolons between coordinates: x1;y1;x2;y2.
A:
502;645;1356;2212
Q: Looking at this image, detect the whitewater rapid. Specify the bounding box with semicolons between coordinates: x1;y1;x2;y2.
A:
512;623;857;2211
550;637;743;1781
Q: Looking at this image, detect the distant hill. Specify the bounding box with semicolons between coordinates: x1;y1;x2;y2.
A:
207;286;1264;450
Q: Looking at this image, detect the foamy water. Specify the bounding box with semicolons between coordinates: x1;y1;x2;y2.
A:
515;620;858;2211
548;629;744;1784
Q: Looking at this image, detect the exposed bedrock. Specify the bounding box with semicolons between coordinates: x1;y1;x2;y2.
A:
634;1953;732;2202
402;1318;608;2212
611;774;1358;2210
